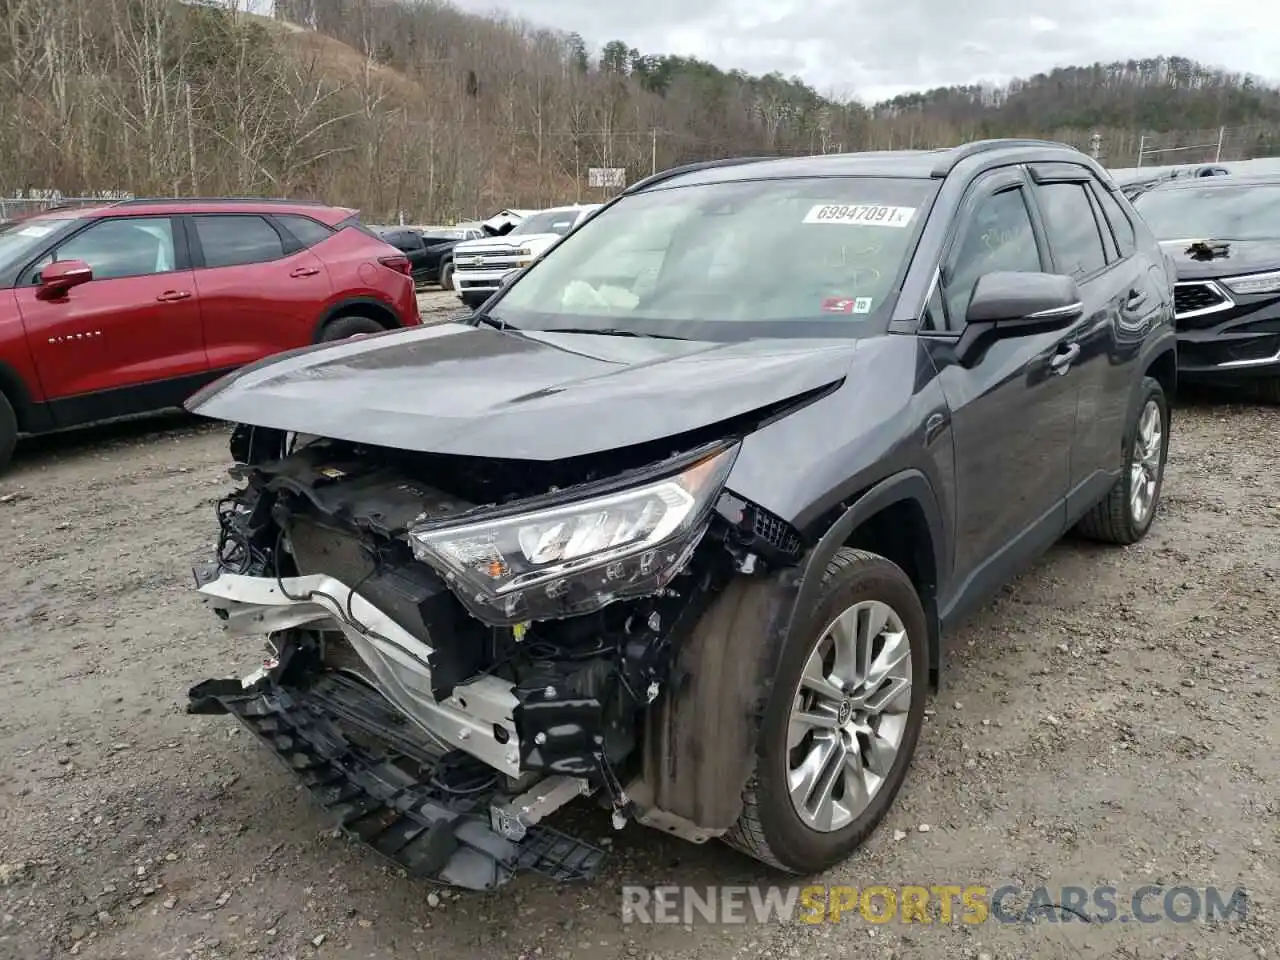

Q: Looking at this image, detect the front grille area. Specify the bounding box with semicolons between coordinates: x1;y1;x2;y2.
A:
1174;281;1231;327
284;516;448;645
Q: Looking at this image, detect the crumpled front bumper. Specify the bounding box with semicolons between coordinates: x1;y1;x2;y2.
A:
193;564;520;776
187;564;606;890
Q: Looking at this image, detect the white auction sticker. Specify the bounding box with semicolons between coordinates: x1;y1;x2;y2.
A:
853;297;874;314
802;204;917;227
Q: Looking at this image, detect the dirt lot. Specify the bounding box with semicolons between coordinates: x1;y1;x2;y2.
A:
1;370;1277;960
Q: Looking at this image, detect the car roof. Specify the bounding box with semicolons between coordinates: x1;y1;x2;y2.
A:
628;139;1100;193
29;198;357;225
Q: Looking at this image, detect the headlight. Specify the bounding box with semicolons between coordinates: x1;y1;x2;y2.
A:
1221;270;1280;296
407;444;738;624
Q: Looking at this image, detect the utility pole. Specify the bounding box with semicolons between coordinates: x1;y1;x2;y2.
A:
651;128;657;176
1214;126;1225;162
1136;134;1146;168
1089;132;1102;161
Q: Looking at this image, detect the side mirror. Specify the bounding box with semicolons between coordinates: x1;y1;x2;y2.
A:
37;259;94;300
965;271;1083;334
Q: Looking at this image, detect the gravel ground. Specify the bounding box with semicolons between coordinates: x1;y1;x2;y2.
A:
416;287;471;322
1;371;1277;960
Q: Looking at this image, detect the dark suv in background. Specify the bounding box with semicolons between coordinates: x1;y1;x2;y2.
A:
183;140;1176;891
0;198;420;472
1131;173;1280;401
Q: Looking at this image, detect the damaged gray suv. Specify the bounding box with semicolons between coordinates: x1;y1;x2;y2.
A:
186;139;1176;891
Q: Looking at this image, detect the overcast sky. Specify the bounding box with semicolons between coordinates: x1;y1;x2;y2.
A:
445;0;1280;104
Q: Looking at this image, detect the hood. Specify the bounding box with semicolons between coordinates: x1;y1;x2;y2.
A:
185;324;858;461
456;235;559;255
1159;238;1280;280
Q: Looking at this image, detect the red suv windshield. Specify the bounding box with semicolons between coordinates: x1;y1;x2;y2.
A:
0;216;84;272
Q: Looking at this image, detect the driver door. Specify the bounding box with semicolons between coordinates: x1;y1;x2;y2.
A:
925;167;1084;620
15;215;206;420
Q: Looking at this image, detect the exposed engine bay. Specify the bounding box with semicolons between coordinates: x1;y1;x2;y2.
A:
187;423;804;890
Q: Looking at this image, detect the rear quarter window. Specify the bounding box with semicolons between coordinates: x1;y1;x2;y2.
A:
277;214;335;249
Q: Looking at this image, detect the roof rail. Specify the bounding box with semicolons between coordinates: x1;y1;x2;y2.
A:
113;196;333;207
929;138;1077;177
624;156;780;194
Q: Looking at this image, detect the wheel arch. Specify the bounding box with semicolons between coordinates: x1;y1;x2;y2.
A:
800;470;947;687
629;470;947;836
311;297;400;342
1144;343;1177;404
0;360;40;433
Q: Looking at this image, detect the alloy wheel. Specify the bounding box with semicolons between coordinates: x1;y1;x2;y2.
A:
786;600;913;833
1129;398;1163;525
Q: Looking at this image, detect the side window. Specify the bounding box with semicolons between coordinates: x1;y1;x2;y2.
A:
943;187;1042;327
1035;183;1108;279
1086;189;1119;263
276;214;334;249
37;217;176;282
1092;183;1137;259
194;215;286;268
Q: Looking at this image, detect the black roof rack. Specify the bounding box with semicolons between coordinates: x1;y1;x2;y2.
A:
624;156;780;194
113;196;334;207
929;138;1077;177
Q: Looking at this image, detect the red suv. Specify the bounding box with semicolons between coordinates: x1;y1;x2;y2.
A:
0;198;421;471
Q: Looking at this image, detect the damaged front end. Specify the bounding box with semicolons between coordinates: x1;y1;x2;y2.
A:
187;424;802;890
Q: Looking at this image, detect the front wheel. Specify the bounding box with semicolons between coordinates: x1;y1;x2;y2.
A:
1075;375;1168;544
723;548;929;874
0;392;16;475
439;261;455;291
1255;378;1280;404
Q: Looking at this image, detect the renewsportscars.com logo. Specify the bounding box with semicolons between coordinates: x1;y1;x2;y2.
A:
621;884;1249;926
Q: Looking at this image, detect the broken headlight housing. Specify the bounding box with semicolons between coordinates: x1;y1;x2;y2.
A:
407;444;738;624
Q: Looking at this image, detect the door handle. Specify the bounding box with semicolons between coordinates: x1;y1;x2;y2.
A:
290;266;320;278
924;411;949;445
155;290;191;302
1125;289;1148;309
1049;342;1081;375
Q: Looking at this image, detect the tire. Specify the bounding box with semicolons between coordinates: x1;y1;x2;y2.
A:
722;548;929;874
0;392;16;475
318;315;386;342
1075;375;1169;545
439;261;455;291
460;293;487;310
1254;378;1280;404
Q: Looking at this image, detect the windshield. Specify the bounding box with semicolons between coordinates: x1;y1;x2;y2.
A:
510;209;582;237
0;215;78;271
1132;184;1280;241
489;176;935;338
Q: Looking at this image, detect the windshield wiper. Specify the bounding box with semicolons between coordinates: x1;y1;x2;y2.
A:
532;327;688;340
467;309;516;331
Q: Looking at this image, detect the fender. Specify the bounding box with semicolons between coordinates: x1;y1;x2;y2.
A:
309;296;401;342
789;468;949;683
630;470;949;835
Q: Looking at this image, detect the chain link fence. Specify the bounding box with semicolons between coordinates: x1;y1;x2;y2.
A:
0;195;134;222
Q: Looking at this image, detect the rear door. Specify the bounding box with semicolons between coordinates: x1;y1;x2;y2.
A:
186;213;333;371
1025;164;1140;517
14;215;206;417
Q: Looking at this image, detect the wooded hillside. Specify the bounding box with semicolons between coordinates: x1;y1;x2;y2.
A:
6;0;1280;221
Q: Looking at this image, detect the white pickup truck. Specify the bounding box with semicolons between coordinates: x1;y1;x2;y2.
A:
452;204;600;308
